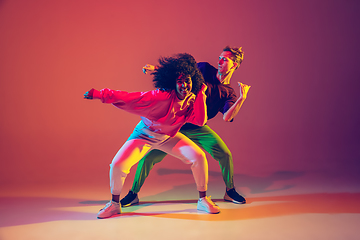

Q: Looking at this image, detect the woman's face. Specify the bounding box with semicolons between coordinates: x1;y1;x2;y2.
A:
176;74;192;100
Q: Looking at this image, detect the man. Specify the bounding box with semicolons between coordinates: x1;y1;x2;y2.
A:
121;46;250;207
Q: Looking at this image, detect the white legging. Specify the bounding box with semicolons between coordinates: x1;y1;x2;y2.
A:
109;122;208;195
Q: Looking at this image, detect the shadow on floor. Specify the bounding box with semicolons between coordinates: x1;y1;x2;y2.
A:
1;192;359;227
156;168;305;194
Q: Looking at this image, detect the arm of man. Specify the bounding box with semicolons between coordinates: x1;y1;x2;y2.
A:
223;82;251;122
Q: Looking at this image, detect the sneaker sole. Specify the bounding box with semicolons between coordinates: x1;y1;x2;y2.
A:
97;213;121;219
197;208;220;214
97;210;121;219
197;206;220;214
224;197;246;204
121;199;139;207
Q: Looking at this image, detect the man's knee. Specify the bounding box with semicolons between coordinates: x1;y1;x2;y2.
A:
145;150;167;164
215;146;233;162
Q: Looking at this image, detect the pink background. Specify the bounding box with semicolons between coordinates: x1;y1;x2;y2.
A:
0;0;359;191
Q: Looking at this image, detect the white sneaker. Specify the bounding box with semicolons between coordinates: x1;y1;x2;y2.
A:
197;196;220;214
97;201;121;219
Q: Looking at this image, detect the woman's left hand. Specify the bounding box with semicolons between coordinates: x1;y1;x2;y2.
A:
84;89;94;99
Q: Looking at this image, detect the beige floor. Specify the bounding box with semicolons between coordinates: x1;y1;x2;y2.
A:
1;171;359;240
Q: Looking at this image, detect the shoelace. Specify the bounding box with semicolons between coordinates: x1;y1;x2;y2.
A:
203;196;218;207
99;201;113;211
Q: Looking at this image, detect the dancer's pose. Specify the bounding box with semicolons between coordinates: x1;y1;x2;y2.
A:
121;46;251;207
84;53;220;219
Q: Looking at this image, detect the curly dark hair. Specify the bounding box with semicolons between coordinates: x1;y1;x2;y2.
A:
151;53;204;94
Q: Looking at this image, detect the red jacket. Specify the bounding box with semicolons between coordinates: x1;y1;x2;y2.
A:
93;88;207;137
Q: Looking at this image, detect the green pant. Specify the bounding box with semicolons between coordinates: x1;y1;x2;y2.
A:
131;124;235;192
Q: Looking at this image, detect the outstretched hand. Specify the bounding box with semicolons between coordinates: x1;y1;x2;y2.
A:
142;64;156;74
84;89;94;99
238;82;251;99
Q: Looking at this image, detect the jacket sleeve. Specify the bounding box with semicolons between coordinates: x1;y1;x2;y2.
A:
92;88;145;104
93;88;170;117
186;87;207;126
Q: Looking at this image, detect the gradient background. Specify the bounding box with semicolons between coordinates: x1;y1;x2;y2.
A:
1;0;359;195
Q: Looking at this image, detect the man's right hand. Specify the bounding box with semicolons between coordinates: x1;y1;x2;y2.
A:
142;64;157;74
238;82;251;99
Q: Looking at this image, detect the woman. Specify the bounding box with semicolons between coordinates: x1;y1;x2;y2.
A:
84;53;220;219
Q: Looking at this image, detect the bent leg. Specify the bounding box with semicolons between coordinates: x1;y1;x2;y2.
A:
131;149;168;193
109;139;152;195
181;125;234;189
159;132;208;192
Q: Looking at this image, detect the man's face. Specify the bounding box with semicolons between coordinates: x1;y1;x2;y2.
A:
218;51;237;75
176;74;192;100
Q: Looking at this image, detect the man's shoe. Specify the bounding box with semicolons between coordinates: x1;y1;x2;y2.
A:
97;201;121;219
224;188;246;204
197;196;220;214
120;191;139;207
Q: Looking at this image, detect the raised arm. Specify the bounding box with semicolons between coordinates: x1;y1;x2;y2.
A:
84;88;133;103
223;82;251;122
